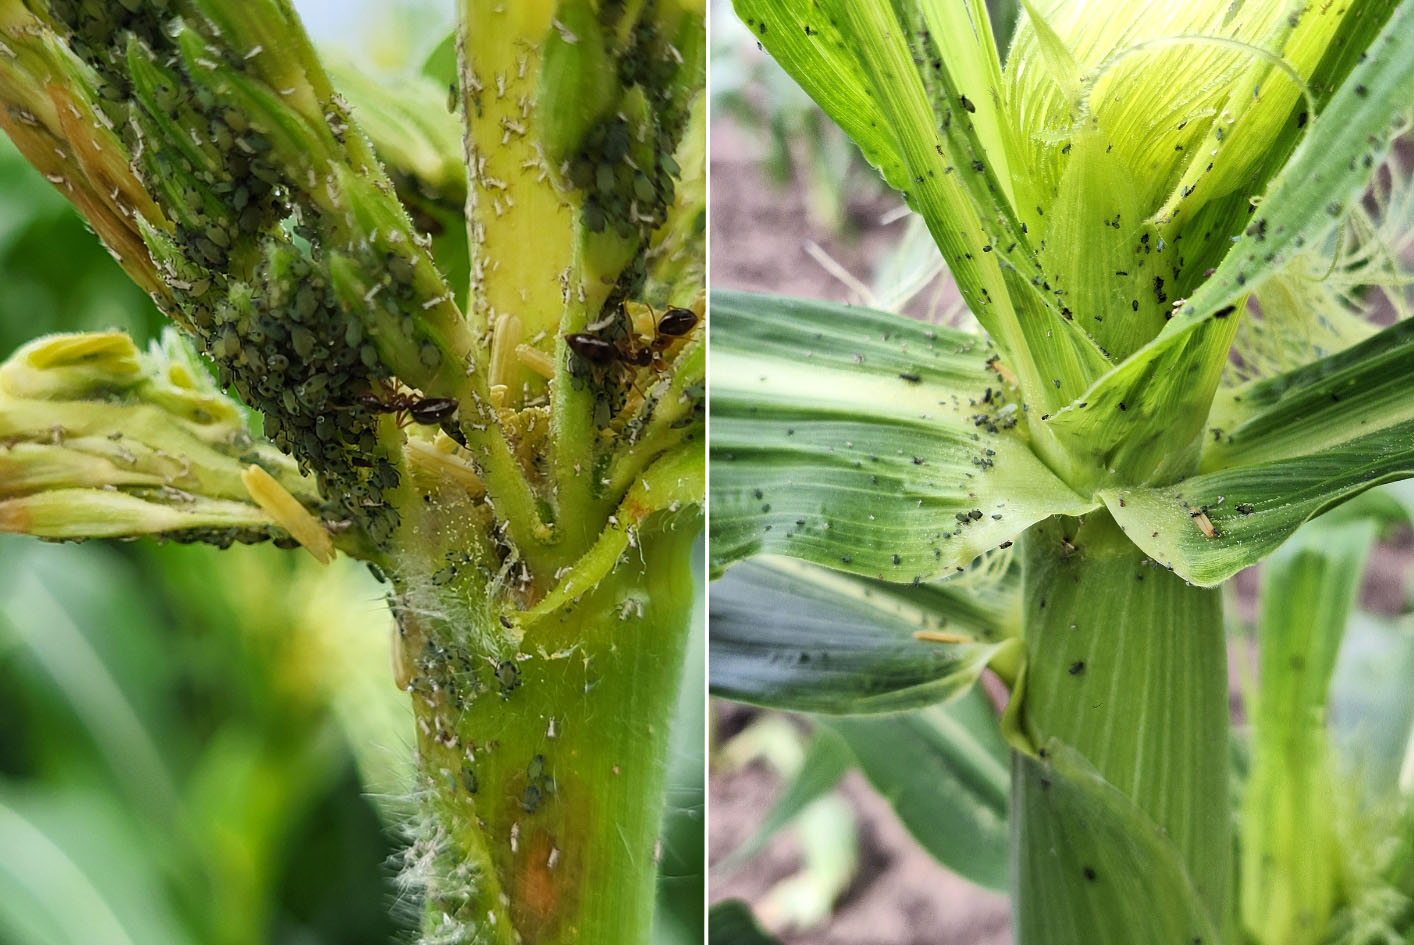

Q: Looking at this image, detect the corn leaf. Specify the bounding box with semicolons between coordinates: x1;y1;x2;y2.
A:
1013;739;1221;945
1101;319;1414;585
1102;430;1414;587
826;688;1010;892
1040;0;1414;489
710;290;1095;580
731;0;1107;408
728;0;910;194
710;555;1018;714
1205;317;1414;469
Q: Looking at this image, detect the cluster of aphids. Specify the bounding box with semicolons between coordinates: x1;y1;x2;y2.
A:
566;12;691;245
405;630;481;718
50;2;289;255
47;0;169;92
519;752;556;814
206;243;407;545
44;4;448;549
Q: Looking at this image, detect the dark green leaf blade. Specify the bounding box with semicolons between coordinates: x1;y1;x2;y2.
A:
1205;317;1414;469
709;555;1018;714
1012;740;1221;945
827;688;1011;891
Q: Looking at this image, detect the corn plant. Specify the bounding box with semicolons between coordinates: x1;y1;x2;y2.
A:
711;0;1414;940
0;2;704;942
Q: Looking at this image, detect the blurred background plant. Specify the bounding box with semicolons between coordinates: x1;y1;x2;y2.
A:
708;0;880;235
0;2;704;942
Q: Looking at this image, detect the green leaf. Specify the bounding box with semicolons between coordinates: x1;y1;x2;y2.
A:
827;688;1011;892
716;726;852;871
731;0;1107;408
1240;514;1379;945
710;555;1018;714
1205;317;1414;469
0;789;191;945
1101;318;1414;585
1036;309;1242;492
1012;740;1221;945
1102;430;1414;587
728;1;910;195
707;900;783;945
710;290;1095;579
1037;1;1414;490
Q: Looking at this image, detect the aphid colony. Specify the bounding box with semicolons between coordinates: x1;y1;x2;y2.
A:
41;0;463;549
557;4;697;247
398;614;558;817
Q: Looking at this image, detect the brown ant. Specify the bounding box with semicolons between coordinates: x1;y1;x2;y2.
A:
358;390;459;426
656;306;698;338
564;304;700;369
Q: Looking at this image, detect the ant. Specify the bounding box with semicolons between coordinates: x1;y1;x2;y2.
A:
564;305;699;367
358;390;459;426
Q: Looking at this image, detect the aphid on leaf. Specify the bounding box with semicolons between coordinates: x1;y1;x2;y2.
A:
521;783;543;813
496;659;520;694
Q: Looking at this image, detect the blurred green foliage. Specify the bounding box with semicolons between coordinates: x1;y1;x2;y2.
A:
0;131;411;943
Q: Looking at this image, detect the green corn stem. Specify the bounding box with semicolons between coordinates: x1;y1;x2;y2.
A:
1013;511;1229;939
456;1;704;563
458;1;573;349
390;510;699;944
602;335;704;498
